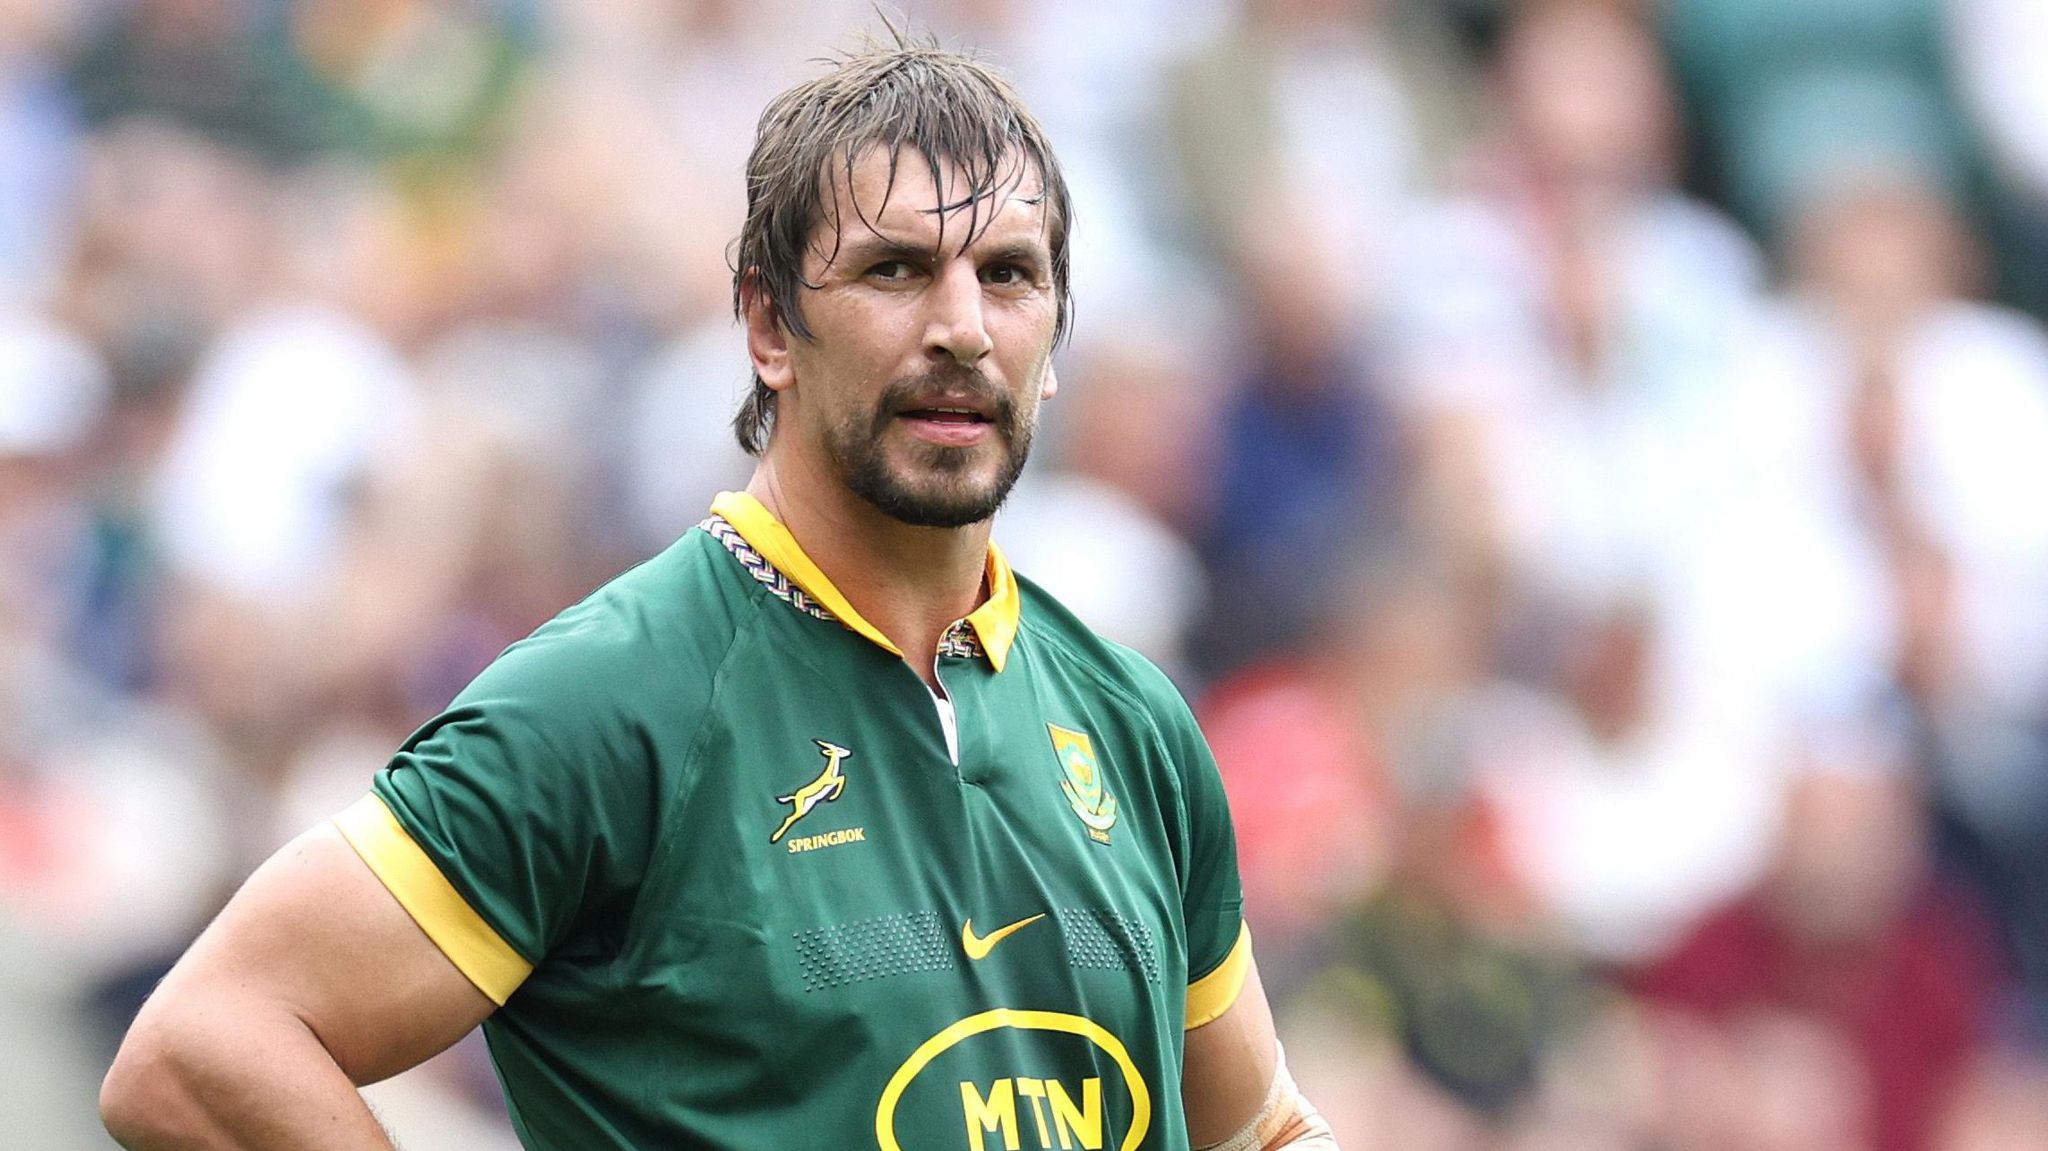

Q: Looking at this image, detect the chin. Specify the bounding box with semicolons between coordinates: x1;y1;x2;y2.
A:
865;478;1010;528
858;457;1018;529
828;422;1032;529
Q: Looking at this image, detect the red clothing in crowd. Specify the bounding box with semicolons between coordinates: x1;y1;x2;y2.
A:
1634;883;2007;1151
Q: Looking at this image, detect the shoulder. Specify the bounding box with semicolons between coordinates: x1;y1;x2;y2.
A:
447;528;760;730
1014;572;1202;738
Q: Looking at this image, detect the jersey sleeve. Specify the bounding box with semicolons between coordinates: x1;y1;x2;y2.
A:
335;625;662;1006
1148;671;1251;1029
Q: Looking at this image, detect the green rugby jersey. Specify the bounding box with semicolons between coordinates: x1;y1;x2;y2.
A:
335;491;1250;1150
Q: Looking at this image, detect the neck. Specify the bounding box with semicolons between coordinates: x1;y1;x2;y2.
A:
745;453;992;685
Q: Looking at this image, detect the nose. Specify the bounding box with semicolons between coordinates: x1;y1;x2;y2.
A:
922;259;994;366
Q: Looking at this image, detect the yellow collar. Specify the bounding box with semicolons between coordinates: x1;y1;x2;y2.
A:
708;491;1020;672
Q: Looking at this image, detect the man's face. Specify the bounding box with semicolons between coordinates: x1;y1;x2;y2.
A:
762;145;1059;528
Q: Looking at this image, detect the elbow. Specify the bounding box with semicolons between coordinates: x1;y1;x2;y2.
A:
101;1014;213;1148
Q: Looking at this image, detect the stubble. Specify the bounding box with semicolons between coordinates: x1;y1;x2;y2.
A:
824;365;1035;528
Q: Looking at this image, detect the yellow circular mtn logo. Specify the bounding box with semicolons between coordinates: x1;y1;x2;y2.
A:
874;1009;1151;1151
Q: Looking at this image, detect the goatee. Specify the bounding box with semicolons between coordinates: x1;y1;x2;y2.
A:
826;366;1034;528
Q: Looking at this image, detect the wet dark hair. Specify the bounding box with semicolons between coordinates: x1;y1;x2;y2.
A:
729;28;1073;454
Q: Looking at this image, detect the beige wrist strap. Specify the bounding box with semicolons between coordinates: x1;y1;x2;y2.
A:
1196;1044;1339;1151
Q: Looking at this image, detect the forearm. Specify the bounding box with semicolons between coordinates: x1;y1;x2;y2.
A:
102;998;396;1151
1193;1043;1338;1150
102;824;499;1149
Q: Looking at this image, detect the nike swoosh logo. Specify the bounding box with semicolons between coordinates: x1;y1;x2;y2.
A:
962;914;1045;960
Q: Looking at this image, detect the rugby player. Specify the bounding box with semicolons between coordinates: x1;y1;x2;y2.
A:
101;33;1337;1151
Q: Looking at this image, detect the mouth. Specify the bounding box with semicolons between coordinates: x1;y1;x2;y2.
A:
896;405;995;447
898;404;992;425
891;392;1002;448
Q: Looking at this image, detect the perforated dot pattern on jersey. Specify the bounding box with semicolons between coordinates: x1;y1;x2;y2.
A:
1056;907;1160;984
794;911;956;992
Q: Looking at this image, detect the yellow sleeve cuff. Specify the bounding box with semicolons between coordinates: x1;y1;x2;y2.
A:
333;793;535;1006
1185;921;1252;1029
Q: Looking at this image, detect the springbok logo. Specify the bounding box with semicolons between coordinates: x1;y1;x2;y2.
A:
771;740;852;844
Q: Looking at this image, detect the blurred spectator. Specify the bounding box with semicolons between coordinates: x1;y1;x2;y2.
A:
1659;0;1977;235
1160;0;1479;280
0;0;85;301
1473;597;1781;965
625;320;753;549
0;299;164;688
150;301;420;603
0;308;107;646
999;469;1209;679
1199;550;1470;965
134;160;455;881
68;0;323;165
1305;712;1607;1130
394;321;620;713
1874;485;2048;1051
1952;0;2048;315
66;119;275;335
0;300;233;1143
1036;313;1224;534
1187;204;1404;675
1935;1051;2048;1150
995;327;1218;677
1383;8;1786;966
1715;174;2048;965
1390;0;1765;629
1636;766;2010;1151
276;0;538;167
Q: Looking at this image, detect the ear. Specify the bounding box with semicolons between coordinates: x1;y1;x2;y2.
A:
1039;360;1059;402
742;270;795;393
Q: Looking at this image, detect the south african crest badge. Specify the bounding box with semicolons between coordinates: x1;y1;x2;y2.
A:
1047;723;1117;843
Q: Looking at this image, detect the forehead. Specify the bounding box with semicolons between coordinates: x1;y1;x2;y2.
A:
813;144;1050;259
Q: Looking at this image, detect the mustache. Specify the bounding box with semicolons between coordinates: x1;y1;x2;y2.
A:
875;365;1018;428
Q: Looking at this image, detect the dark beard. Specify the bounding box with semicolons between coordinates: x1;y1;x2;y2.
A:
825;367;1033;528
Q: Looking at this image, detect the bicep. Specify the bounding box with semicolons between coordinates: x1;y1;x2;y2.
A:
1182;947;1279;1146
148;821;496;1085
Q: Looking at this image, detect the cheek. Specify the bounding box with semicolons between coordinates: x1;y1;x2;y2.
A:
810;317;914;383
994;302;1059;368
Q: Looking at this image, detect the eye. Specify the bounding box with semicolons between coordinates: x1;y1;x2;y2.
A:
868;260;917;282
981;263;1028;286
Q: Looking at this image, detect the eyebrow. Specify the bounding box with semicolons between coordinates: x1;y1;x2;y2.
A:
833;236;930;267
974;238;1052;269
832;233;1051;270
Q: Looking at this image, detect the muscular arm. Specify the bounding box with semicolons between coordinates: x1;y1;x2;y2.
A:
1184;951;1337;1149
100;823;497;1149
1184;949;1280;1145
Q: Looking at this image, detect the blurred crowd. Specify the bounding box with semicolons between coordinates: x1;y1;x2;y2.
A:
8;0;2048;1148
